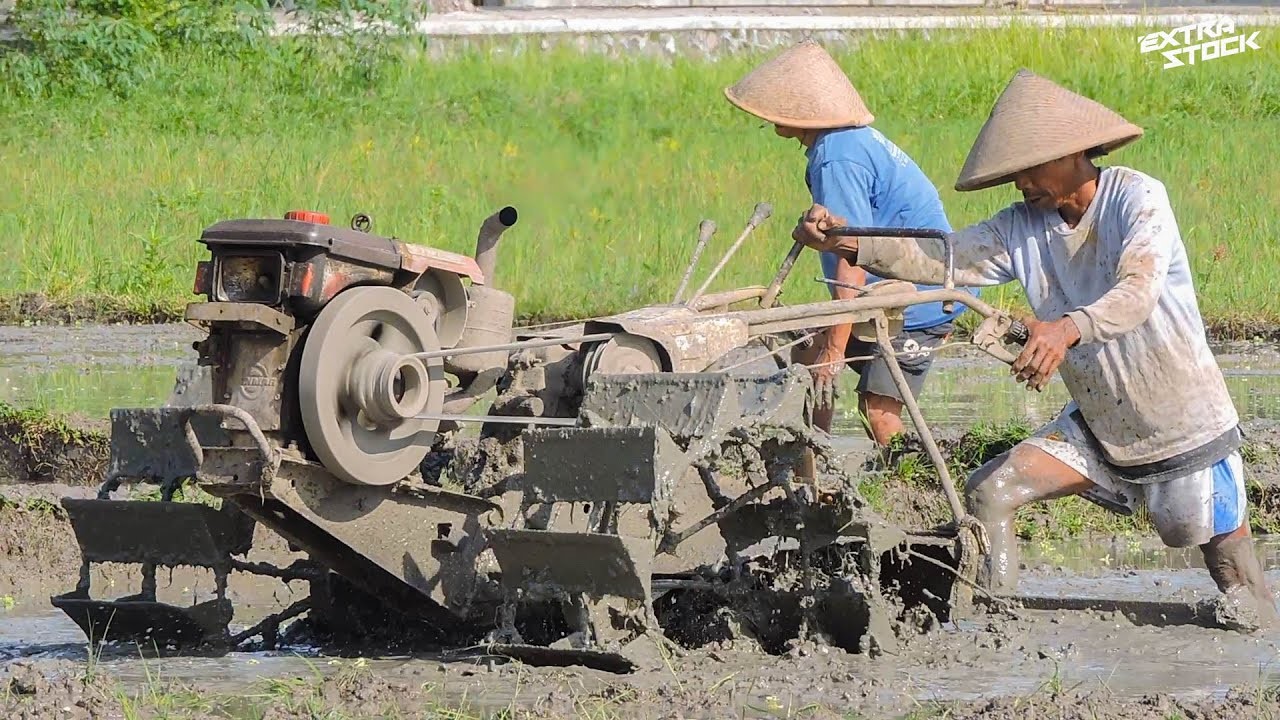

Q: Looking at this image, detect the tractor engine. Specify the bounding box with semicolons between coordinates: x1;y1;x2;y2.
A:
187;208;517;486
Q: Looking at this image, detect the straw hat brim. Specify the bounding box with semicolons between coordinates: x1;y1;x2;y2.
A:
955;127;1143;192
724;86;875;129
723;39;875;130
954;68;1145;192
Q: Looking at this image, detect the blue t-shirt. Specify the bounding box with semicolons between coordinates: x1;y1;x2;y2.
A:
805;126;979;330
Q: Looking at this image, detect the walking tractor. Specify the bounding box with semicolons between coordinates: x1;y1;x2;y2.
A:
51;202;1036;671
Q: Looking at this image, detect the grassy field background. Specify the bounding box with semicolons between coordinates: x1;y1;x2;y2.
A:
1;22;1278;330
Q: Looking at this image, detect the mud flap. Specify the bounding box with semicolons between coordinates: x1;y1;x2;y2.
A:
60;499;255;566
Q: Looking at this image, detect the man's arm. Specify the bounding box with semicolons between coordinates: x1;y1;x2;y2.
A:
794;205;1018;288
806;159;876;413
810;159;876;297
1063;183;1176;345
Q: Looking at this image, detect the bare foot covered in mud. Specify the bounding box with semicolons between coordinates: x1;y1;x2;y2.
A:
1196;585;1279;634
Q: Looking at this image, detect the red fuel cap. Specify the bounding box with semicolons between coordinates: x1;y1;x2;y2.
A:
285;210;330;224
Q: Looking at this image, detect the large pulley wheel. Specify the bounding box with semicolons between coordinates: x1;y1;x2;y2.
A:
299;286;446;486
580;333;664;388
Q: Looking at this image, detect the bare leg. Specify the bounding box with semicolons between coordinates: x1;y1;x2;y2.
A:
1201;522;1277;630
964;443;1097;594
858;392;905;446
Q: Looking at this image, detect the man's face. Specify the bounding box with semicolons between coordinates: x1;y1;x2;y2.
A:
774;124;814;147
1011;154;1083;211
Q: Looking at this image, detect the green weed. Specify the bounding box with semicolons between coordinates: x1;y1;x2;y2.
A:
0;24;1275;327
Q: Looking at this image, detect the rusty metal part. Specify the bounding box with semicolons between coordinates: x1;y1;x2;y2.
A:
584;306;748;373
184;301;294;336
823;225;956;312
580;333;665;385
686;202;773;306
673;219;717;303
298;286;446;486
873;319;989;554
473;206;519;286
351;213;373;232
761;240;805;309
396;242;485;286
412;269;469;349
446;285;516;375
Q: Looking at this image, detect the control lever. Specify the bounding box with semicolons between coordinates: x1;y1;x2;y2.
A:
822;225;956;313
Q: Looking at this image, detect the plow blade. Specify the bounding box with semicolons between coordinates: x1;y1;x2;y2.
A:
51;498;254;648
202;453;498;632
49;596;233;649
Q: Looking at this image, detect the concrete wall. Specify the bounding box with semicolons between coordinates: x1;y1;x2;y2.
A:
479;0;1110;8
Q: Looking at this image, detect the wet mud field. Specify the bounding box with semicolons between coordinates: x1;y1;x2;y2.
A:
4;324;1280;718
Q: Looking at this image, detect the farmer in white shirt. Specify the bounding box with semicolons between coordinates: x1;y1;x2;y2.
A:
791;68;1276;628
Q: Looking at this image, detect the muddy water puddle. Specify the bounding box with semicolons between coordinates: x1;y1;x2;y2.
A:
7;537;1280;712
833;342;1280;433
0;324;201;417
3;325;1279;432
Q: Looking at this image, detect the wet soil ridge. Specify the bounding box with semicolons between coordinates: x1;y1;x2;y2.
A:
0;403;108;486
5;658;1280;720
5;405;1279;533
0;293;178;327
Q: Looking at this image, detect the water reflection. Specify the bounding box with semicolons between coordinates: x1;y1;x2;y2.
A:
832;349;1280;433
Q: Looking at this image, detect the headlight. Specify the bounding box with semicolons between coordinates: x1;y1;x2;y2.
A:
214;252;285;304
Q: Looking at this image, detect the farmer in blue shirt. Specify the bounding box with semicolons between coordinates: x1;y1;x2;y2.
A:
724;39;979;444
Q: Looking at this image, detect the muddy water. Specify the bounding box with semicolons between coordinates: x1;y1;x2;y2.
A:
6;535;1280;713
5;325;1279;433
834;342;1280;434
0;324;200;417
4;326;1280;714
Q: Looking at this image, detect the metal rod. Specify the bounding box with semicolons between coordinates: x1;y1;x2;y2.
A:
407;332;614;361
824;225;956;312
687;202;772;306
412;412;580;427
873;319;965;524
734;288;1000;333
659;480;776;554
686;286;767;311
816;277;869;294
673;219;717;303
760;240;804;309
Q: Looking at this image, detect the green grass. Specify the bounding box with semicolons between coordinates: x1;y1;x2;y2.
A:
0;23;1277;328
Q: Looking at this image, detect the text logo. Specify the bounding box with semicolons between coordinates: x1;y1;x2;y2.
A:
1137;17;1261;69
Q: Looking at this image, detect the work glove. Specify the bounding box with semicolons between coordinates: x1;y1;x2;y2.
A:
791;204;849;254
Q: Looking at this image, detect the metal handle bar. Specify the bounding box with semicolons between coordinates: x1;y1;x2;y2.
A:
823;225;955;313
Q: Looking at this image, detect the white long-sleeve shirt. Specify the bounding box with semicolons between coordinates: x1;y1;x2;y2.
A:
856;165;1238;469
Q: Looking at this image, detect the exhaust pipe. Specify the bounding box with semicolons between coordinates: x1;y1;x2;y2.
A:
474;206;518;286
448;206;520;377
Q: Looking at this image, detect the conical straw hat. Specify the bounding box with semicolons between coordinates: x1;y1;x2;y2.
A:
955;69;1144;192
724;39;874;129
